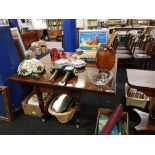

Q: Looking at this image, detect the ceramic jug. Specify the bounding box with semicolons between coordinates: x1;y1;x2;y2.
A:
96;45;115;71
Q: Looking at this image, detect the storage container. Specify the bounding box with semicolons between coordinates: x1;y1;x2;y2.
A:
48;96;76;123
95;108;128;135
22;91;53;117
125;83;150;109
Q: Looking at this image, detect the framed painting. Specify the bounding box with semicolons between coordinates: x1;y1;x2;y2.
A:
11;27;26;52
79;29;109;51
0;86;14;121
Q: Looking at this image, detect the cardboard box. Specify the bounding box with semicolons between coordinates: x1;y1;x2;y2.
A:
95;108;128;135
22;91;53;117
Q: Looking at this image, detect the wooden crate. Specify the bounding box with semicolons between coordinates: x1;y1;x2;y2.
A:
22;91;53;117
95;108;128;135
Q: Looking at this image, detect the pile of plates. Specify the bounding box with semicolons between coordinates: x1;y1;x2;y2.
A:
55;59;69;66
55;59;86;68
69;59;86;68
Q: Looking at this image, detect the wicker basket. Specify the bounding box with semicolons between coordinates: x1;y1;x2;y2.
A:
125;83;150;108
48;102;76;123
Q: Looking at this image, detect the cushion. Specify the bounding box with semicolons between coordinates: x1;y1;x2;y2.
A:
134;53;151;59
116;49;129;54
117;54;132;59
134;49;145;54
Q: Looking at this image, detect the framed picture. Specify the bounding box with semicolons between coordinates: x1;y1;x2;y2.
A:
0;86;14;121
11;27;26;53
79;29;109;51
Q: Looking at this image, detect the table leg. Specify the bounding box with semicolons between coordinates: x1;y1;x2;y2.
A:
75;101;80;128
34;86;46;122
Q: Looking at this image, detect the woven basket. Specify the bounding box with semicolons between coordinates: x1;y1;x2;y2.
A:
125;83;150;108
48;102;76;123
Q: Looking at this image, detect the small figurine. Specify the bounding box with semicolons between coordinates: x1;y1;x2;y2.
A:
50;48;60;61
50;48;66;61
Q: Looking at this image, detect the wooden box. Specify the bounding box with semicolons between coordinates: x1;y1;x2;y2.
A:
22;91;53;117
95;108;128;135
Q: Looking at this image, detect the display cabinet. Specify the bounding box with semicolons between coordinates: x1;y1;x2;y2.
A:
46;19;63;36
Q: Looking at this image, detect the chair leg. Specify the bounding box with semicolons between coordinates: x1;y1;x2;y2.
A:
144;59;149;70
129;58;134;68
143;59;146;70
140;59;144;69
147;59;151;70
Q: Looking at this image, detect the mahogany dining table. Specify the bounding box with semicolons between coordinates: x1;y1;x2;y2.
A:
8;52;117;128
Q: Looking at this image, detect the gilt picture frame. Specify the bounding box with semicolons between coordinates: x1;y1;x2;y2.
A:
0;86;14;121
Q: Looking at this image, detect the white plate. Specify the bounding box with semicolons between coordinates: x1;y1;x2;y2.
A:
55;59;69;66
70;59;86;68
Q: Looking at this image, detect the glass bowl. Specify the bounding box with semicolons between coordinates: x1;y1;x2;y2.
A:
88;70;113;86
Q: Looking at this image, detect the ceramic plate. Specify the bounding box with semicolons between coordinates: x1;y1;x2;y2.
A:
70;59;86;68
55;59;69;66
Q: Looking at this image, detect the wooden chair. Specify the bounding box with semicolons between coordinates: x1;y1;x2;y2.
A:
116;37;136;60
116;34;134;54
117;33;132;50
112;36;119;51
132;37;155;69
133;34;151;54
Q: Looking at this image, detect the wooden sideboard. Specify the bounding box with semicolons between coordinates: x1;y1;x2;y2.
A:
21;31;39;50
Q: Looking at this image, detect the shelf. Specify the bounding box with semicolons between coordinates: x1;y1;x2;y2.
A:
88;19;97;21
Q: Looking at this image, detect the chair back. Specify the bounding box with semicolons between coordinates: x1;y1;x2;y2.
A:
112;36;119;51
126;35;134;50
137;33;145;48
128;37;136;55
132;36;154;57
129;37;138;56
141;34;151;50
146;38;155;56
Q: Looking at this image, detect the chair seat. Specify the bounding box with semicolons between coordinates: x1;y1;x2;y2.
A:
117;54;132;59
116;49;129;54
134;53;151;59
135;46;141;49
117;46;127;50
134;49;145;54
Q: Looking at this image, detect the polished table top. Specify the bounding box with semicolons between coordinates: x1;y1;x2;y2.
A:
8;53;117;95
127;69;155;96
